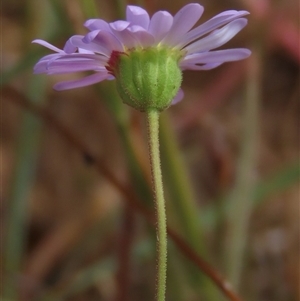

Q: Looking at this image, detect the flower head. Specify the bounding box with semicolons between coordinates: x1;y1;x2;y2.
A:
33;3;250;110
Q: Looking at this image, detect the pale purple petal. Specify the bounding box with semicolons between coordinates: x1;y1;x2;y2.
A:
181;48;251;66
171;88;184;105
185;18;248;54
110;22;139;48
126;5;150;29
46;55;107;74
47;64;106;75
48;53;107;63
148;11;173;43
54;73;110;91
36;53;63;63
162;3;204;46
82;30;124;54
84;19;110;31
181;62;223;70
32;39;63;53
78;48;95;54
34;53;107;74
109;20;130;32
178;10;249;48
64;35;85;53
33;54;63;73
109;21;138;47
127;25;155;47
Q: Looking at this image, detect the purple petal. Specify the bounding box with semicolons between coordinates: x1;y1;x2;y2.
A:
181;62;223;71
32;39;63;53
162;3;204;46
109;21;139;47
127;25;155;47
109;20;130;32
171;88;184;105
181;48;251;66
110;22;139;48
179;10;249;48
148;11;173;43
54;72;110;91
126;5;150;29
185;18;248;54
64;35;85;53
78;48;95;54
84;19;110;31
33;54;63;73
36;53;63;62
82;30;124;54
46;55;107;74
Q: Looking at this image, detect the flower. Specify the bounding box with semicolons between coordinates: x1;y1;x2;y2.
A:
33;3;250;107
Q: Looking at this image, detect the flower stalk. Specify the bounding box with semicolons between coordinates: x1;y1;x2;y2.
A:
147;109;167;301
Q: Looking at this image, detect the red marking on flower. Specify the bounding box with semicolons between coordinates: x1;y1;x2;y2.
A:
106;51;127;75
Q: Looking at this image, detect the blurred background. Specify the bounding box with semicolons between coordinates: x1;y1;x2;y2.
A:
2;0;299;300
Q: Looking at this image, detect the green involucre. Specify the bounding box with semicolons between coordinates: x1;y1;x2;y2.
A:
115;47;183;112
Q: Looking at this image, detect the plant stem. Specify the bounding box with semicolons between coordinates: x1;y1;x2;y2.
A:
225;52;260;289
160;112;223;301
146;109;167;301
160;113;201;250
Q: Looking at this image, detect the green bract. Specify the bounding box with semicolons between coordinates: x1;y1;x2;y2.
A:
113;47;183;112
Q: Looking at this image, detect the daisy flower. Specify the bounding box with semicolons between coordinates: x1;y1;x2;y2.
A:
32;5;251;301
33;3;250;110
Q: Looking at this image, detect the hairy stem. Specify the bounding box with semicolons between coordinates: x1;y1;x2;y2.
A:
147;109;167;301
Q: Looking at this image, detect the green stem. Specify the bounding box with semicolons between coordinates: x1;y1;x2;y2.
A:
225;52;260;289
160;113;202;251
146;109;167;301
160;112;222;300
